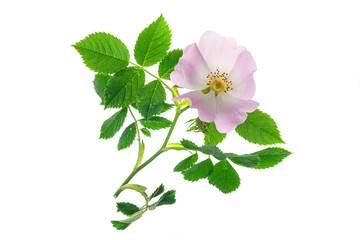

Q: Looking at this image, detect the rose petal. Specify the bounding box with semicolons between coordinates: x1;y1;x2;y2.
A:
173;91;216;122
227;49;257;99
198;31;245;73
214;92;259;133
170;43;210;90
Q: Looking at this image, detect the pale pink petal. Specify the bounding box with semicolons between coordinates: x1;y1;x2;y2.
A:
214;93;259;133
170;43;210;90
227;50;257;99
173;91;216;122
198;31;245;73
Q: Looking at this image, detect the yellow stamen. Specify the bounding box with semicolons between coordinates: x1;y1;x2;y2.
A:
205;69;232;93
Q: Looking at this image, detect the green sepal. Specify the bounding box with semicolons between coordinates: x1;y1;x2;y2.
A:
117;123;137;150
174;153;198;172
93;73;110;104
158;49;183;80
134;14;171;67
104;67;145;109
235;109;285;145
208;160;240;194
198;145;226;160
226;153;260;168
136;80;166;119
100;108;128;139
73;32;130;74
116;202;140;216
139;116;172;130
182;158;213;182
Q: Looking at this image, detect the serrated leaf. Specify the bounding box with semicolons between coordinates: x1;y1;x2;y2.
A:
252;147;291;169
116;202;140;216
104;67;145;109
93;73;110;104
111;220;130;230
235;109;284;145
158;49;183;80
134;14;171;67
208;160;240;194
73;32;129;73
136;80;166;119
182;158;213;182
139;116;172;130
180;139;199;151
226;153;260;168
198;145;226;160
149;184;165;200
100;108;128;139
159;103;174;114
157;190;176;206
140;128;151;137
117;123;136;150
174;153;198;172
204;122;226;145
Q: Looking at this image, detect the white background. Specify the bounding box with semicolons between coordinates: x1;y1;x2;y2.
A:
1;0;360;239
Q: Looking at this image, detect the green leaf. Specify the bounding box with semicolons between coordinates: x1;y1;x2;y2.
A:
174;153;198;172
100;108;128;139
93;73;110;104
111;220;130;230
208;160;240;194
134;14;171;67
180;139;199;151
198;145;226;160
182;158;213;182
157;190;176;206
252;147;292;169
204;122;226;145
136;80;166;119
116;202;140;216
159;103;175;114
73;32;129;74
149;184;165;200
158;49;183;80
117;123;136;150
226;153;260;168
104;67;145;109
235;109;284;145
139;116;172;130
140;128;151;137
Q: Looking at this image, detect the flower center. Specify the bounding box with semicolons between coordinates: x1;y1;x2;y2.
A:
206;69;233;93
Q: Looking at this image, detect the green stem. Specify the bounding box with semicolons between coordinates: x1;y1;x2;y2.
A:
129;61;174;94
114;108;184;198
129;107;144;170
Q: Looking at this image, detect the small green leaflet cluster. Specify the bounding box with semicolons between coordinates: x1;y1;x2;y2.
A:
176;107;292;194
111;184;175;230
73;14;181;151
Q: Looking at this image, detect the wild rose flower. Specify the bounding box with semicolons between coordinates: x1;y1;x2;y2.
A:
171;31;259;133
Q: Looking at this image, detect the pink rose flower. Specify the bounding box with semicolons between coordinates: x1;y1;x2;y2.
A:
171;31;259;133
